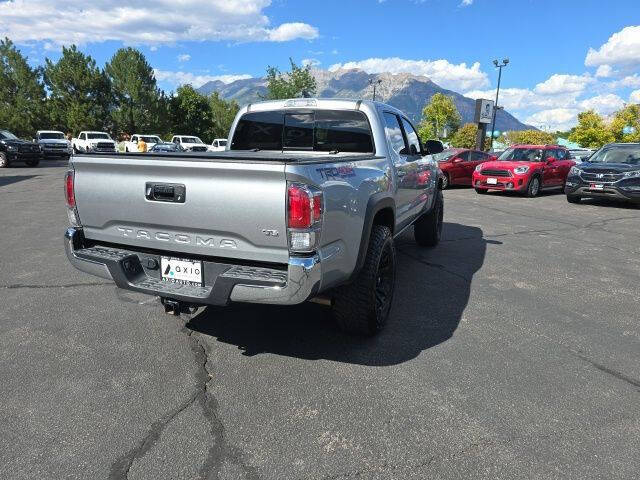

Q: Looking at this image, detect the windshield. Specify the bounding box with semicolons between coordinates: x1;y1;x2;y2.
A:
87;133;111;140
218;140;227;146
152;143;178;151
231;110;374;153
499;147;545;162
434;149;461;162
39;132;65;140
0;130;19;140
587;145;640;165
139;136;161;143
181;137;202;144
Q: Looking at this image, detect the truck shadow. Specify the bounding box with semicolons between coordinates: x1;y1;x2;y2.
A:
185;222;489;366
0;175;39;187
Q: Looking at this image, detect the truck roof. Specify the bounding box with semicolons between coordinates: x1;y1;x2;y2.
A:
243;97;404;116
37;130;64;134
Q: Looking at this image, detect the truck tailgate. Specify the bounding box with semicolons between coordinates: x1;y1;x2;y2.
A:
72;155;289;264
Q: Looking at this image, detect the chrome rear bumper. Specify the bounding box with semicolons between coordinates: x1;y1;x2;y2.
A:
64;227;321;306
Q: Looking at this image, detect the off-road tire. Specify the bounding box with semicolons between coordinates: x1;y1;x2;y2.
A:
414;191;443;247
332;225;395;336
525;175;541;197
566;194;581;204
475;187;487;194
0;152;7;168
26;159;40;167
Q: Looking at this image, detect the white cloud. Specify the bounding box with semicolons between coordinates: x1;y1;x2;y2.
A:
460;0;473;6
177;54;191;62
595;65;612;78
301;58;321;67
464;86;579;112
267;22;318;42
608;74;640;89
630;90;640;103
534;74;594;95
525;108;580;132
585;25;640;69
153;69;252;88
579;93;625;115
329;57;489;91
149;46;158;52
0;0;319;46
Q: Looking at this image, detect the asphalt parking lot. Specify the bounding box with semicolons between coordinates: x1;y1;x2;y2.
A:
1;161;639;480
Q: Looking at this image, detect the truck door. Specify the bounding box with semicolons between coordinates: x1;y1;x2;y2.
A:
383;112;414;227
399;117;430;219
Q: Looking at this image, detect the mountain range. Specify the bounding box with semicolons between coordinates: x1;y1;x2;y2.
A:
197;68;532;132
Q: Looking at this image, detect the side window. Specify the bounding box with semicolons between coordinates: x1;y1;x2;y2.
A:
470;151;485;162
383;112;407;155
545;149;556;160
80;133;85;140
458;151;471;161
401;117;421;155
556;149;567;159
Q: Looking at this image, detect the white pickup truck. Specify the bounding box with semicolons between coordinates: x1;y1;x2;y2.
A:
72;131;116;153
208;138;228;152
124;134;162;153
171;135;208;152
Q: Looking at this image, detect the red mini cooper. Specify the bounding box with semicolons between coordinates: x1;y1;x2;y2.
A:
472;145;575;197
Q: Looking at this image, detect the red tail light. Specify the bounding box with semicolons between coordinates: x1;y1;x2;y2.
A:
64;170;75;208
288;184;322;229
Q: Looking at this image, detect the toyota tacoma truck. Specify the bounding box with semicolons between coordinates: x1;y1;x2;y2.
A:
64;99;444;335
170;135;209;152
72;131;117;153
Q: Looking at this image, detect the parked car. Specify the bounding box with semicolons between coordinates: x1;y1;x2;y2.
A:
565;143;640;204
434;148;496;188
171;135;208;152
72;131;117;153
208;138;228;152
125;134;162;153
64;98;445;335
148;142;185;153
35;130;72;160
0;129;42;167
472;145;575;197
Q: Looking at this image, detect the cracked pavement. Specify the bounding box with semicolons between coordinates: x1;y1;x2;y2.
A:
1;162;639;479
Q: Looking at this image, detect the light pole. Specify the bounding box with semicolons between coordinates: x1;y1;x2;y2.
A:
369;78;382;101
490;58;509;150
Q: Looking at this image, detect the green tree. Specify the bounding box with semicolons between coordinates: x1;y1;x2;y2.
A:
609;104;640;143
0;38;45;138
504;129;557;146
105;47;162;135
207;92;239;140
43;45;111;136
170;85;213;141
568;111;614;148
450;123;490;149
417;93;461;142
265;58;316;100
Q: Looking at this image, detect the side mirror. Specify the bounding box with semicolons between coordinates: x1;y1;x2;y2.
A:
423;139;444;155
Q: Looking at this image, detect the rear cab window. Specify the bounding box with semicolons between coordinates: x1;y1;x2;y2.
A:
231;110;374;153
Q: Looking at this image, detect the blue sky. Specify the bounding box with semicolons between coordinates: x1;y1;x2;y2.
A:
2;0;639;130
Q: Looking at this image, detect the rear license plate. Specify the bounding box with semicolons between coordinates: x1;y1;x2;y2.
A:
161;257;203;286
590;184;604;190
487;178;498;185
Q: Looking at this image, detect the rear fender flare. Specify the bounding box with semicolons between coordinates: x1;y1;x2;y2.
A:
349;194;395;282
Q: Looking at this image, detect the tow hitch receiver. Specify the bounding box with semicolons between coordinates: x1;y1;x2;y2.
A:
161;298;199;316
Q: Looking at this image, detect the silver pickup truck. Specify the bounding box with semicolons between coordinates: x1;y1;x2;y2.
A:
64;98;444;335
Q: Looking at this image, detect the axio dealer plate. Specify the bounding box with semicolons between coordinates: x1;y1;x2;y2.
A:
590;184;604;190
487;178;498;185
161;257;203;286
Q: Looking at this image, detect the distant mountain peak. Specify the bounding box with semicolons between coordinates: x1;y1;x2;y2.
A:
197;68;530;131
